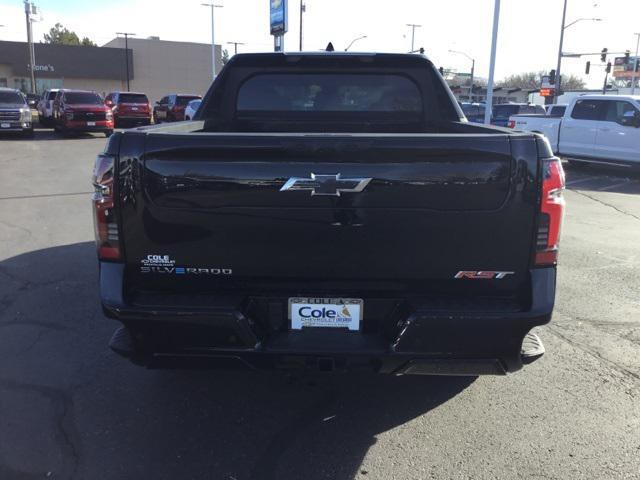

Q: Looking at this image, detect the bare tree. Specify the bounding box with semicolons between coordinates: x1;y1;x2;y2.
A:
498;71;585;90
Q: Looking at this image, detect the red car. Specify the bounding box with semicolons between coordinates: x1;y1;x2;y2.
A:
153;94;202;123
105;91;152;128
53;89;113;137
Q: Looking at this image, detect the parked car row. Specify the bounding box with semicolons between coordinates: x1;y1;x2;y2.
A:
153;94;202;123
28;89;202;137
459;101;547;126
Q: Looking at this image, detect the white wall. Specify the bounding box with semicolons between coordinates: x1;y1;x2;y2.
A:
103;37;223;103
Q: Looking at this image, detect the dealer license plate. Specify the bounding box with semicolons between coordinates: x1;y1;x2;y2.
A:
1;123;10;128
87;121;96;126
289;297;363;331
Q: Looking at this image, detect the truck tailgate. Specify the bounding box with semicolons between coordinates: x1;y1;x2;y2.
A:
118;132;539;294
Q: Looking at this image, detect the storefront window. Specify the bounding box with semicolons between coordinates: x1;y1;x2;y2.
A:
14;77;30;93
36;78;63;93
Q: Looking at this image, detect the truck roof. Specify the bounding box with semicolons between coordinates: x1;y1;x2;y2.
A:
226;52;433;68
573;94;640;102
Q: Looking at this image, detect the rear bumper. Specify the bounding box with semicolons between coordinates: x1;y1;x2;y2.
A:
100;263;555;375
115;116;151;125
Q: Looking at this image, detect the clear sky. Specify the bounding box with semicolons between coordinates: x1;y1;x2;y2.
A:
1;0;639;88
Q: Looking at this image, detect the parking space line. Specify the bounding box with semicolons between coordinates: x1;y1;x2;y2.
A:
0;191;92;201
566;176;598;187
597;180;632;192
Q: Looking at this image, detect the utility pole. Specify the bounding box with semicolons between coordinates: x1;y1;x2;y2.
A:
484;0;501;124
202;2;223;80
116;32;135;91
24;0;37;93
299;0;305;51
406;24;421;53
226;41;245;55
554;0;568;104
632;33;640;95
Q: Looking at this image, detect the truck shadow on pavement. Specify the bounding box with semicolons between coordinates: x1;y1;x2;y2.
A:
0;242;475;480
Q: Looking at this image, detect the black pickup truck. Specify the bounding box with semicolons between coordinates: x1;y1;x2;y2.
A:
93;52;565;375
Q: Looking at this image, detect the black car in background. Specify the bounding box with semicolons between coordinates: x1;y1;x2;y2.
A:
460;102;486;123
0;88;34;137
492;103;545;127
153;94;202;123
25;93;41;109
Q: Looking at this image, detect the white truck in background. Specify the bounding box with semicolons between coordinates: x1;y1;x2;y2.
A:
509;95;640;167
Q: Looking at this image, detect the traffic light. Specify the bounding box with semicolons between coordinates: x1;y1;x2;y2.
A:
605;62;611;73
549;69;556;83
624;50;630;64
585;61;591;74
600;48;608;63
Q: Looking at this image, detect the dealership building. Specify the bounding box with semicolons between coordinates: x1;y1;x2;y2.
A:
0;37;222;102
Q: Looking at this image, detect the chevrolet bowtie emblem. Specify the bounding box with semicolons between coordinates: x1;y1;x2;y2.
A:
280;174;372;197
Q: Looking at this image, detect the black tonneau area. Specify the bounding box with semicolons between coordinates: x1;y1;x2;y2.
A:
115;128;539;295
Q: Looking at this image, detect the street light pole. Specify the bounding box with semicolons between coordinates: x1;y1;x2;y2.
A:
632;33;640;95
554;0;568;104
484;0;500;125
202;2;223;80
299;0;305;51
116;32;135;91
406;24;421;53
449;50;475;102
554;0;602;103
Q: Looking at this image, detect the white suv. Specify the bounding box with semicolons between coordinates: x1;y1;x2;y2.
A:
37;89;60;127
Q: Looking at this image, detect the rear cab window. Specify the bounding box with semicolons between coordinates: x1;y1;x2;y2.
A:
176;96;201;106
119;93;149;104
492;105;519;120
237;74;422;113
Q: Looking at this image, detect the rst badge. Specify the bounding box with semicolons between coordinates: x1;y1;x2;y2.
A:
455;271;515;279
280;173;372;197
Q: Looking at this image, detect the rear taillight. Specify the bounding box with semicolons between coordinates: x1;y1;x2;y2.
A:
507;120;516;128
92;154;120;261
535;157;565;266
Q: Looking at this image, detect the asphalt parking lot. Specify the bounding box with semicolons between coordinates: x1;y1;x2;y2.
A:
0;129;639;480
